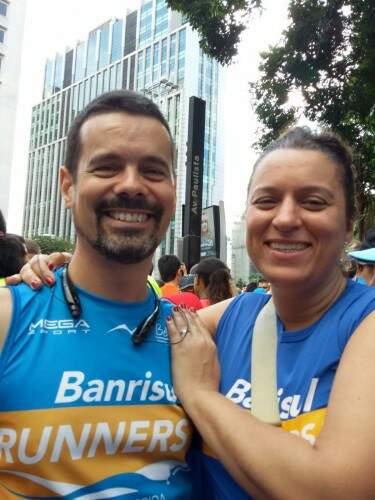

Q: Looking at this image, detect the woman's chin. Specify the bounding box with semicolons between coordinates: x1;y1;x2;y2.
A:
261;270;313;290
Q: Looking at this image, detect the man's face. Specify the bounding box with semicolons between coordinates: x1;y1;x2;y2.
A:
61;112;176;264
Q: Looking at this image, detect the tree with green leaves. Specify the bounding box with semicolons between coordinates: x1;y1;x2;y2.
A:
236;277;246;289
251;0;375;235
166;0;261;64
32;235;74;254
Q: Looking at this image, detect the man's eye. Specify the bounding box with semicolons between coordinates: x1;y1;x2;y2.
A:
92;165;118;176
143;167;167;180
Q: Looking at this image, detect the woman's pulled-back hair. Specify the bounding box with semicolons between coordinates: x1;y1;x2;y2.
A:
195;258;233;304
248;127;358;223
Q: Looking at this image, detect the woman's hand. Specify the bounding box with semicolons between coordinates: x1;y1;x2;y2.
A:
167;306;221;407
6;252;72;288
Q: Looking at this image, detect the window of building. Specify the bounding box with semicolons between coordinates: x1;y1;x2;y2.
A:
74;42;86;83
110;19;123;64
124;11;137;56
169;34;176;80
161;38;167;77
86;30;98;77
53;53;64;93
122;59;128;89
129;55;136;90
109;64;117;90
43;59;54;99
136;51;144;90
0;1;7;17
0;26;6;43
98;22;110;70
145;47;151;86
152;42;159;82
0;54;3;71
155;0;168;38
139;1;152;49
177;28;186;83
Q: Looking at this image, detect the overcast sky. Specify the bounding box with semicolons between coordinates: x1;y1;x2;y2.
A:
7;0;291;235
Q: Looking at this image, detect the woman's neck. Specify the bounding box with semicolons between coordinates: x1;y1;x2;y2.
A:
271;272;347;331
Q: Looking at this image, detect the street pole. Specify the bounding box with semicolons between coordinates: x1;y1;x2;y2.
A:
182;96;206;271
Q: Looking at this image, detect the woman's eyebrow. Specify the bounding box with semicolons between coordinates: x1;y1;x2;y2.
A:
251;185;335;198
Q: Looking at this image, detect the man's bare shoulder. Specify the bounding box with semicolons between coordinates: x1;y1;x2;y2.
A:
0;287;13;352
197;298;234;337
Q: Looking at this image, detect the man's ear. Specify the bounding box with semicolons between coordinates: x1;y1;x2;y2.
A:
60;166;75;209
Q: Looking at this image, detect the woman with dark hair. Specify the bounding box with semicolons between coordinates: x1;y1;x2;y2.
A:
168;127;375;498
193;258;234;307
0;233;27;282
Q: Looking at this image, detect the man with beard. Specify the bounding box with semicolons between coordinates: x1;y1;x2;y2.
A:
0;91;196;498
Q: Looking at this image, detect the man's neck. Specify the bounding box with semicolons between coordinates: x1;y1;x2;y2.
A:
271;270;347;331
166;277;179;288
68;242;151;303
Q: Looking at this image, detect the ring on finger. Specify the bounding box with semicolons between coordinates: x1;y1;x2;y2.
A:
179;327;189;337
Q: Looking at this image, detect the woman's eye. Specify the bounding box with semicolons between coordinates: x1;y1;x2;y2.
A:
253;198;276;208
302;198;328;210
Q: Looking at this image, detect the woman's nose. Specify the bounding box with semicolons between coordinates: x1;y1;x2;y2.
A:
272;198;302;232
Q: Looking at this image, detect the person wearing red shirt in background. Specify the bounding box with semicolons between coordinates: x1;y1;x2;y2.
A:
164;274;202;310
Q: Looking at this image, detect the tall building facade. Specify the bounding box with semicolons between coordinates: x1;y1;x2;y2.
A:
23;0;224;257
231;213;257;283
0;0;27;219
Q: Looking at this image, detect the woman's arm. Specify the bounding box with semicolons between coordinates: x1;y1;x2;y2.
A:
168;308;375;499
5;252;71;287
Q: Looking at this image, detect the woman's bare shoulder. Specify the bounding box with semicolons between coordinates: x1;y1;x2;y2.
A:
197;298;235;337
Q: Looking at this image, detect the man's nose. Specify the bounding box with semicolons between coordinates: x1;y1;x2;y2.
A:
272;197;302;232
112;166;148;197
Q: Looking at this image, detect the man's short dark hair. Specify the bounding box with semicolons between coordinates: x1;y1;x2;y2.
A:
65;90;175;179
158;254;181;283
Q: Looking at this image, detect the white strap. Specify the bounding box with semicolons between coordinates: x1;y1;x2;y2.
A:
251;298;281;425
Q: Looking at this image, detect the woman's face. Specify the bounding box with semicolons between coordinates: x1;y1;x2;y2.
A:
246;148;353;289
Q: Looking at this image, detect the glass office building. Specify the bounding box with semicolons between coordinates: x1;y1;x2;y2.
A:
0;0;27;220
23;0;224;257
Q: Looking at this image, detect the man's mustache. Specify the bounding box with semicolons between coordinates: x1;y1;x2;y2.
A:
95;196;163;221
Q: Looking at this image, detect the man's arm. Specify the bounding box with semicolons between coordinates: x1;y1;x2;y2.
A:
0;288;13;352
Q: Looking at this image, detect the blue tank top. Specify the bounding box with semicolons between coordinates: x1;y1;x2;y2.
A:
0;269;193;499
201;280;375;499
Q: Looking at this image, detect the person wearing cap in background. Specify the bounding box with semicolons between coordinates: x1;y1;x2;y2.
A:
163;274;202;310
348;227;375;286
348;247;375;286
